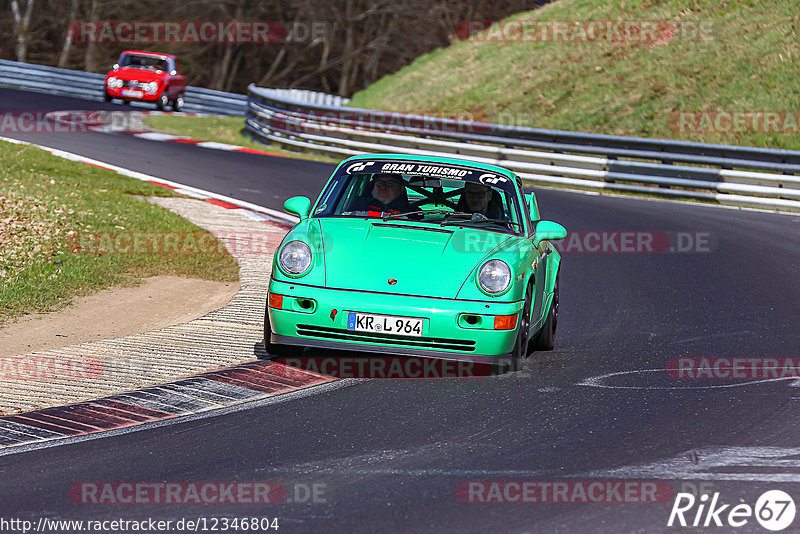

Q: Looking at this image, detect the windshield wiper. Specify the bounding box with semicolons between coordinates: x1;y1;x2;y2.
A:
440;214;522;229
382;209;468;220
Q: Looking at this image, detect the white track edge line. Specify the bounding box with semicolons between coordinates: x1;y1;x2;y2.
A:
0;135;299;225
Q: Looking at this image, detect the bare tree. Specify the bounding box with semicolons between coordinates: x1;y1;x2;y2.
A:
82;0;99;71
10;0;36;62
0;0;545;94
57;0;80;67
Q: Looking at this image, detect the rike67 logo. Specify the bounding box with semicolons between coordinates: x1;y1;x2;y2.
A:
668;490;796;531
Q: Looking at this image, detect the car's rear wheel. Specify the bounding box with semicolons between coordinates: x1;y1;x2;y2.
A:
532;274;559;351
510;283;532;370
171;95;184;112
263;305;304;358
156;91;169;110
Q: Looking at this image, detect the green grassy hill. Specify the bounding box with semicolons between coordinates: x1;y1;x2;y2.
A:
349;0;800;149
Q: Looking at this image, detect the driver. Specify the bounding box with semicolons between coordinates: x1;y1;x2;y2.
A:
457;182;505;219
351;173;409;215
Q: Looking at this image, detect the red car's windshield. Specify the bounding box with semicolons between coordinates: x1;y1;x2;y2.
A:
119;54;168;71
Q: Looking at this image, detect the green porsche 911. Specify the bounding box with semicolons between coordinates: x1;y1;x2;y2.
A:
264;154;567;367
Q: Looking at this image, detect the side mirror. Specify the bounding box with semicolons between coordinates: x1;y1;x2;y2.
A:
284;196;312;220
533;220;567;246
170;70;177;76
112;63;119;70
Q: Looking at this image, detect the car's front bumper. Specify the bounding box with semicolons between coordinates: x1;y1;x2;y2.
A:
267;280;523;361
105;86;160;101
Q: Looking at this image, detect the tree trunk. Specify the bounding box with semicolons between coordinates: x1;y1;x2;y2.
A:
213;43;234;90
11;0;36;63
57;0;80;68
223;49;245;93
319;37;332;93
337;0;355;96
83;0;98;72
212;3;243;90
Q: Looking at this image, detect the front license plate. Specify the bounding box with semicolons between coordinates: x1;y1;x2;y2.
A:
346;312;423;337
121;89;143;97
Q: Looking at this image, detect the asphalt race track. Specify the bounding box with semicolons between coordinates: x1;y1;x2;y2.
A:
2;88;800;533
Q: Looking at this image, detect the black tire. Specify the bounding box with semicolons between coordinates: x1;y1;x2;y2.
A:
263;305;304;357
156;90;169;110
103;91;112;102
532;274;559;351
171;94;184;112
509;283;533;370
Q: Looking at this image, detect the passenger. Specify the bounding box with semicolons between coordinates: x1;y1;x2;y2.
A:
351;173;409;215
457;182;505;219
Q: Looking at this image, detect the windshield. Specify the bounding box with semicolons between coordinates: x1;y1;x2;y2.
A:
119;54;168;71
313;159;525;234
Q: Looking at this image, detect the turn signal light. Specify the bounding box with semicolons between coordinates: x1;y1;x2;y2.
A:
493;314;518;330
268;293;283;309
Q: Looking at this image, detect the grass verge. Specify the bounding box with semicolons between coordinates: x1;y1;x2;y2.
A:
349;0;800;151
142;114;337;163
0;140;239;325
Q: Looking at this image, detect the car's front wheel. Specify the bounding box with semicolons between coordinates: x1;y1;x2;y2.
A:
509;283;532;370
263;305;304;358
156;90;169;110
103;91;112;102
532;274;559;351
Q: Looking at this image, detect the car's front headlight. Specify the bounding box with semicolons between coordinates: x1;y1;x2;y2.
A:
279;240;312;275
107;77;122;89
477;259;511;294
144;81;159;94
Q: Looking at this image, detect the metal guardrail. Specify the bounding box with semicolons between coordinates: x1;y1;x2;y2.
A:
256;88;350;107
246;84;800;213
0;59;247;115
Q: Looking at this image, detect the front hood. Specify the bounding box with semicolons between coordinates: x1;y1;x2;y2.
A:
319;218;511;299
110;68;166;82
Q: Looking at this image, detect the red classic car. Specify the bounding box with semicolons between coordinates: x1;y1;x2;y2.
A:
104;51;187;111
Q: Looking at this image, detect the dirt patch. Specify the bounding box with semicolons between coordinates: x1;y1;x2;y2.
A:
0;276;239;357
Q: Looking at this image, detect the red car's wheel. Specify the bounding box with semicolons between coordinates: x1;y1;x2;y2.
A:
156;90;169;110
171;95;184;112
